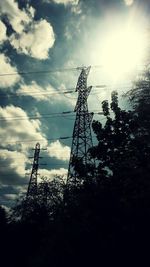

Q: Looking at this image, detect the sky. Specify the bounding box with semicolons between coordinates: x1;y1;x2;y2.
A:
0;0;149;208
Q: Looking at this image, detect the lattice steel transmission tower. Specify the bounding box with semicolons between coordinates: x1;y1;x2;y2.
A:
22;143;40;219
67;66;95;186
26;142;40;198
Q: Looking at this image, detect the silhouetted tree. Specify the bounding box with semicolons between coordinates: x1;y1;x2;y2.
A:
125;67;150;136
6;86;150;266
87;91;150;258
10;175;65;224
0;206;8;265
0;205;7;227
91;91;150;183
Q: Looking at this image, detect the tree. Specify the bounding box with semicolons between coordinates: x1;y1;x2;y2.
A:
85;91;150;259
90;90;150;221
91;91;146;180
125;67;150;137
10;175;65;224
0;205;7;227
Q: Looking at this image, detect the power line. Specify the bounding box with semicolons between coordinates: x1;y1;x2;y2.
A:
0;110;105;121
0;131;101;144
0;136;72;144
0;154;70;161
0;63;146;77
0;67;79;77
0;111;74;121
0;151;71;161
0;90;75;98
0;65;103;77
0;86;133;102
0;163;69;168
0;86;110;99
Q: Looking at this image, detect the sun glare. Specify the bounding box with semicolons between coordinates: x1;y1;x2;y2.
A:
100;23;147;81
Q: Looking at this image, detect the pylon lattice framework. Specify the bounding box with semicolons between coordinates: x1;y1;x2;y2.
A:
26;142;40;199
22;142;40;220
67;66;95;185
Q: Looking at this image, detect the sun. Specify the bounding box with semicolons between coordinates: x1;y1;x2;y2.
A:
100;23;147;81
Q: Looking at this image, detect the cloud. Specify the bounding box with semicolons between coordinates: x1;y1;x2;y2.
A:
46;0;79;5
0;21;7;44
38;168;68;180
0;106;69;205
45;0;81;13
10;19;55;60
17;81;75;107
0;53;20;88
0;1;55;59
17;82;58;102
0;105;49;201
0;105;47;148
124;0;134;6
0;149;28;185
4;194;17;200
47;140;70;161
0;0;33;34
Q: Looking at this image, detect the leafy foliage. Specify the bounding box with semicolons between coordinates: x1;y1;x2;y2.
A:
125;68;150;135
91;91;148;180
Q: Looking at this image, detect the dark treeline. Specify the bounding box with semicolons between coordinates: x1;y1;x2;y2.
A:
1;69;150;266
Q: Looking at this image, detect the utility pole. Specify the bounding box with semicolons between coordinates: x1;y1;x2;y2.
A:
67;66;95;186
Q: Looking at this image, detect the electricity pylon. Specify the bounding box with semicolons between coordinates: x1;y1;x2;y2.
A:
67;66;95;186
27;142;40;198
22;143;40;220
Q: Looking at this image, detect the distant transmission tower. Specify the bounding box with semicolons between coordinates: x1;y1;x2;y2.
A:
67;66;95;186
26;142;40;198
22;143;40;219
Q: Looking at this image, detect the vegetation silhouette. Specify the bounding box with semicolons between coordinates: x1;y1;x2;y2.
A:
2;69;150;266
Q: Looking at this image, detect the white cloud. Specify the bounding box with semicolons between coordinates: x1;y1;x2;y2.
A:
0;53;20;88
18;82;57;102
0;1;55;59
47;0;79;5
45;0;81;13
17;81;75;106
26;5;35;18
4;194;17;200
47;140;70;161
0;0;33;34
39;168;68;180
0;149;28;185
0;105;47;148
70;4;81;14
0;21;7;44
124;0;134;6
0;149;27;170
0;105;49;190
10;19;55;60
